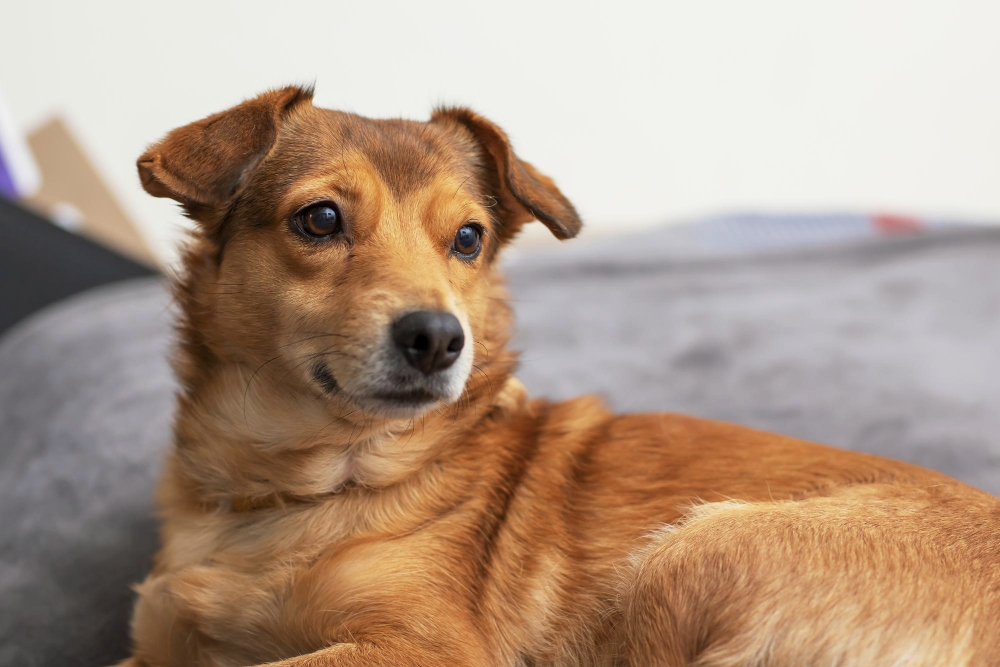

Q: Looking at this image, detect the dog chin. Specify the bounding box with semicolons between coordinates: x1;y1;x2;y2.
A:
312;358;471;419
353;389;448;418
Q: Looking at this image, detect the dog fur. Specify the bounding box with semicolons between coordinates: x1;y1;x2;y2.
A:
117;87;1000;667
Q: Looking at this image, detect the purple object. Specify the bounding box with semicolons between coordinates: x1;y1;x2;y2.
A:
0;89;40;200
0;144;19;199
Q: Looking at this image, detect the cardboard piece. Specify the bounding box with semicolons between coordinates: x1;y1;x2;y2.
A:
25;117;158;267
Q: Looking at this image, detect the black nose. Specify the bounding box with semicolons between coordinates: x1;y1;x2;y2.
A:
391;311;465;375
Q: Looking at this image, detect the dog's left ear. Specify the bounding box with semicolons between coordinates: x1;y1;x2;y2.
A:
431;108;582;242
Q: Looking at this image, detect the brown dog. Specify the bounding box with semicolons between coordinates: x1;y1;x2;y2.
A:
118;87;1000;667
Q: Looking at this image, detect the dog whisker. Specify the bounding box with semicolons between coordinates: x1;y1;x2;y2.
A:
471;364;494;406
242;354;284;437
276;345;353;387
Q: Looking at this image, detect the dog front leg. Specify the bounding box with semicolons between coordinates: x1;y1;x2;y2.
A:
250;638;497;667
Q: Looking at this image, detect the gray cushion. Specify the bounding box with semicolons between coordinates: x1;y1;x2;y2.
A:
0;282;174;667
2;228;999;666
509;228;1000;493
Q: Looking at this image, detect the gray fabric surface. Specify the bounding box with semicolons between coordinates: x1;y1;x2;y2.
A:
509;228;1000;493
1;227;999;666
0;282;175;667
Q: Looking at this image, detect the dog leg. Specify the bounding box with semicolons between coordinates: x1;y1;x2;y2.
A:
248;639;495;667
619;488;1000;667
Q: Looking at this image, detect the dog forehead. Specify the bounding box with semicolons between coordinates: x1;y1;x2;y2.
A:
280;108;472;199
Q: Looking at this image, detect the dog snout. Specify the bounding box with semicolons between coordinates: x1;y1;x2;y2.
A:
391;311;465;375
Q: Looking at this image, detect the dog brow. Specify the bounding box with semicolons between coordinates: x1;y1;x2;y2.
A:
351;121;447;199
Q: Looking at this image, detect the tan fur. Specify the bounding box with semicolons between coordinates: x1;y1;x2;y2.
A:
118;87;1000;667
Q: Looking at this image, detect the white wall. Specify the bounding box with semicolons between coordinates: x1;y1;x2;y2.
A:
2;0;999;262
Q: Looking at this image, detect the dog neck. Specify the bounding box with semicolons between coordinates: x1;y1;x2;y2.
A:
165;327;523;512
220;374;529;513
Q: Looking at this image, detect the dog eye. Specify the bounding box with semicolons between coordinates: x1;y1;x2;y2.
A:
295;203;342;238
453;224;482;259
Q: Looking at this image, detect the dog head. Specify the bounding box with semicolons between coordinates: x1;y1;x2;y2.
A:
139;86;581;422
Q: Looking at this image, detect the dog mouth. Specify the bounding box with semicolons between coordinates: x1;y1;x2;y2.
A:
366;388;441;406
311;361;443;409
311;361;341;395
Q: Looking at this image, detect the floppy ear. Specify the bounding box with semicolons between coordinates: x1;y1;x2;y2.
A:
431;107;582;241
137;86;312;216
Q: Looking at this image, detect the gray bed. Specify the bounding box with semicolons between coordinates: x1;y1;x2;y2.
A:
1;226;998;666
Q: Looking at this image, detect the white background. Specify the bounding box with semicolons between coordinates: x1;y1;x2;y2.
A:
2;0;999;262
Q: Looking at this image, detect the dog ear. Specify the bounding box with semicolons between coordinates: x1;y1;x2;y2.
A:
137;86;313;216
431;107;582;242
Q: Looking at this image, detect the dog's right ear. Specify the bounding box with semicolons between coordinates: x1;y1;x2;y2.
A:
137;86;312;217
